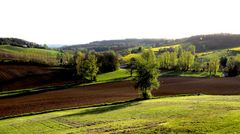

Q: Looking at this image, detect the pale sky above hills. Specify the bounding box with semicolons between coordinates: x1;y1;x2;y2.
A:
0;0;240;45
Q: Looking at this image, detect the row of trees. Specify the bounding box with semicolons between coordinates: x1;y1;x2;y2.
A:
75;52;98;81
71;51;119;81
153;46;196;71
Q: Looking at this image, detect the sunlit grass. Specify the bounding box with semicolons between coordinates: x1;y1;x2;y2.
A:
1;95;240;133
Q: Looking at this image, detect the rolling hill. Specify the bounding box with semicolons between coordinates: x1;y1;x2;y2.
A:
0;38;43;48
62;33;240;53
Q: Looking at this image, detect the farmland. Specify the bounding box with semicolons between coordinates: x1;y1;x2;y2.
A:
0;64;72;91
1;76;240;117
1;95;240;133
1;36;240;133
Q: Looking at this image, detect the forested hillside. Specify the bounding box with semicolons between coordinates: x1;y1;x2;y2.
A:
62;34;240;52
183;34;240;52
0;38;43;48
62;39;176;52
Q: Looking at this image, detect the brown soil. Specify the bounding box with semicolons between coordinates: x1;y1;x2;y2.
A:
0;77;240;117
0;64;73;91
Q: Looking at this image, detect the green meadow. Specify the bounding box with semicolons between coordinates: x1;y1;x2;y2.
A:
1;95;240;134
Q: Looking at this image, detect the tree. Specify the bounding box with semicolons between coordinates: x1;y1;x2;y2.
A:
128;58;137;76
226;55;240;76
178;51;195;71
183;44;196;54
85;53;99;81
97;51;120;73
141;49;156;63
208;57;220;77
135;50;160;99
75;52;85;78
56;52;64;65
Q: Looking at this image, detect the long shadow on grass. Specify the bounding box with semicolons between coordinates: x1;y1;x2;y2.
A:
63;99;141;117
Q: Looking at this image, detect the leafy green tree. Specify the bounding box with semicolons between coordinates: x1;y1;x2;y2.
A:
183;44;196;54
128;58;137;76
75;52;85;78
178;51;195;71
63;52;73;65
208;57;220;77
169;51;178;69
141;49;156;63
135;50;160;99
97;51;120;73
85;53;99;81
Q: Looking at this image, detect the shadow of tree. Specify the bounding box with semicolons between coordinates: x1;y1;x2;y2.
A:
64;99;142;117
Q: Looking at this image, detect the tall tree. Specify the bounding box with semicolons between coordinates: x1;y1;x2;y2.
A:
178;51;195;71
86;53;99;81
75;52;85;78
208;57;220;77
135;50;160;99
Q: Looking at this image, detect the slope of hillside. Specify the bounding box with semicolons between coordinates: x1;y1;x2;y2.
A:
61;33;240;53
0;38;43;48
62;39;176;52
183;34;240;52
0;45;60;65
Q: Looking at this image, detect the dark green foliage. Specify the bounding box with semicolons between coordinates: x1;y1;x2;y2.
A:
0;38;43;48
185;34;240;52
226;55;240;76
96;51;120;73
128;58;137;76
220;57;228;68
75;52;99;81
130;46;144;53
134;49;160;99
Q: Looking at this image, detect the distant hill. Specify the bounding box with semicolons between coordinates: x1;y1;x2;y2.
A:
182;34;240;52
61;39;177;52
62;34;240;52
0;38;43;48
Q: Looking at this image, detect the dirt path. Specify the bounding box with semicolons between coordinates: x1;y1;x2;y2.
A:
0;77;240;117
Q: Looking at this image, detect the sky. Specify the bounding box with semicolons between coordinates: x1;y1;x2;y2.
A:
0;0;240;45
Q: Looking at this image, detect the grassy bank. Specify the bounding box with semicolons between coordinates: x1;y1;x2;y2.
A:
160;70;223;77
1;95;240;133
0;45;60;65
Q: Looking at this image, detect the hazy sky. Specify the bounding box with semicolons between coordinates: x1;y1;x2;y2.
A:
0;0;240;45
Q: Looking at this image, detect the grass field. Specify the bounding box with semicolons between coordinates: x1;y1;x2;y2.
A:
150;44;180;52
123;45;180;62
0;45;60;65
230;47;240;51
0;45;59;56
160;70;223;77
1;95;240;134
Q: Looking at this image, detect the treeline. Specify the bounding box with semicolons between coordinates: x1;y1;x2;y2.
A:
129;45;240;77
186;34;240;52
57;50;120;81
0;38;43;48
61;39;175;52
